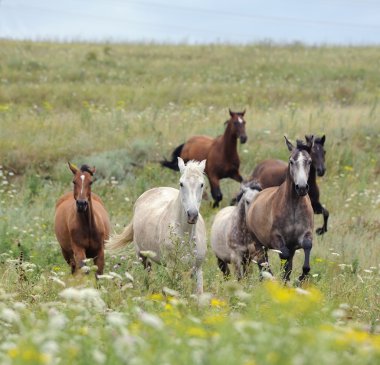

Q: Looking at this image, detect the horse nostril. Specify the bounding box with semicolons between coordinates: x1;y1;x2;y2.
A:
305;184;309;191
76;200;88;212
187;209;199;224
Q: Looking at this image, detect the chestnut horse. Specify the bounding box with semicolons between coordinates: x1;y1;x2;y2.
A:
161;109;247;207
54;163;110;276
246;137;314;282
239;134;328;235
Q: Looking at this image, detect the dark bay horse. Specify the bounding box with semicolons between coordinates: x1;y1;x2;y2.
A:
54;163;110;276
244;135;328;235
161;109;247;207
246;137;314;282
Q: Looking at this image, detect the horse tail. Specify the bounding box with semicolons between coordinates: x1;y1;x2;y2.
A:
160;143;184;171
106;223;134;251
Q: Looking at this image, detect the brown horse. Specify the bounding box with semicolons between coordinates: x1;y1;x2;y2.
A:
54;163;110;276
240;134;328;235
246;137;314;282
161;109;247;207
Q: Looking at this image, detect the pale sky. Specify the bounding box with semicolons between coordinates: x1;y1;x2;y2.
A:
1;0;380;44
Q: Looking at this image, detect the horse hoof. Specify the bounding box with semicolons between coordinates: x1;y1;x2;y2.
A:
316;227;326;236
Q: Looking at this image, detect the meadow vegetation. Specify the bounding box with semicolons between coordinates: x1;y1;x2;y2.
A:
0;40;379;364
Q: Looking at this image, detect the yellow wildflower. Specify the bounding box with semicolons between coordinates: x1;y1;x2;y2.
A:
187;327;208;338
210;298;227;308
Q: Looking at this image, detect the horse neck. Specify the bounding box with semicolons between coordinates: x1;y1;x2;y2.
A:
308;164;317;189
222;123;238;156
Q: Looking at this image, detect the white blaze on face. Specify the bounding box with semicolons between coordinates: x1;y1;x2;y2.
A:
238;117;243;124
80;175;85;195
294;153;308;187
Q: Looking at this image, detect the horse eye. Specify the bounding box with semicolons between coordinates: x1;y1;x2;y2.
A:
289;160;294;165
72;181;76;185
180;182;183;187
200;183;204;188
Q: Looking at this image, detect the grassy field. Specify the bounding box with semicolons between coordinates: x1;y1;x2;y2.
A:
0;40;379;365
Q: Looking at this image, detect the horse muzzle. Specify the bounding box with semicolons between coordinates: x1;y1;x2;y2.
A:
187;209;199;224
240;135;247;144
295;184;309;197
317;167;326;177
76;200;88;212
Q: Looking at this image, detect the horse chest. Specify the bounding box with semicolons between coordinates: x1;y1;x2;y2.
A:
274;209;311;246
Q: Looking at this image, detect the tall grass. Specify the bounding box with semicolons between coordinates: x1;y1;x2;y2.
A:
0;40;379;364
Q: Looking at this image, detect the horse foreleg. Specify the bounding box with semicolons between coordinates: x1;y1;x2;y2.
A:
256;248;272;280
71;244;86;275
140;254;152;272
230;170;243;183
194;266;204;294
313;201;329;235
217;257;230;278
299;237;312;282
210;177;223;208
280;249;295;282
94;249;105;276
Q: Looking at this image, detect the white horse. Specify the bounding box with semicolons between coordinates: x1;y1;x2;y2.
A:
106;158;207;294
211;182;262;279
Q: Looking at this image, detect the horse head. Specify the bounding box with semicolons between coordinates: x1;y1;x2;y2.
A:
307;134;326;177
177;157;206;224
228;109;247;144
239;181;262;215
68;162;96;213
285;136;312;197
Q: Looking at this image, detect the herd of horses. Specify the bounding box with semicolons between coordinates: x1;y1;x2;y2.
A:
54;109;328;294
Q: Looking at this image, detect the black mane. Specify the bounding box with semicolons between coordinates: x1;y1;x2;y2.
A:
80;164;94;176
296;139;311;152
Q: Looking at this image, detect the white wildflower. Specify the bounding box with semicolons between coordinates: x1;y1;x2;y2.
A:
50;276;66;287
1;308;20;324
107;312;127;328
93;349;106;364
139;312;164;330
295;288;310;295
261;271;274;280
163;287;180;297
97;274;114;280
125;272;134;282
109;272;123;280
140;250;157;259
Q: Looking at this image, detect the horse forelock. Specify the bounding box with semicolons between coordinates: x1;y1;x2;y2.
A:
293;148;310;162
181;160;205;178
80;164;94;176
295;140;310;152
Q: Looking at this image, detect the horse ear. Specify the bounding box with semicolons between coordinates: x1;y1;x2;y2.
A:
305;135;314;149
320;135;326;145
68;162;78;175
198;159;206;172
90;166;96;175
229;108;234;117
284;136;294;152
305;134;312;143
177;157;186;173
240;183;248;193
241;109;246;116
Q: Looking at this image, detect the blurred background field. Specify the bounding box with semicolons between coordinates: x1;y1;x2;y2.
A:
0;40;379;364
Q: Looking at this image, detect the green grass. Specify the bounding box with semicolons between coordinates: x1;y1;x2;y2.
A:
0;40;380;365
